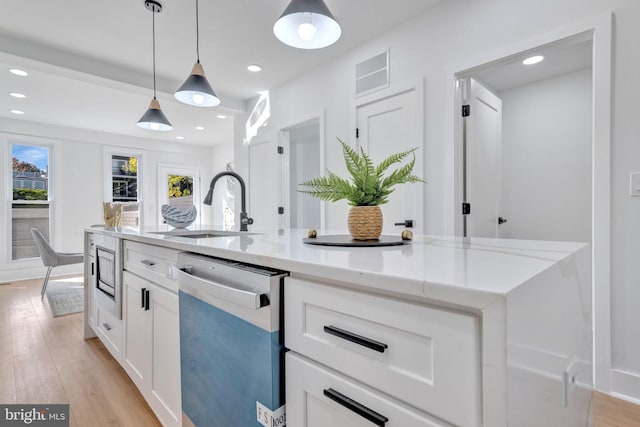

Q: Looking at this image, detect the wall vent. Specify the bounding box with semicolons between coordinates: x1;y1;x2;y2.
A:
355;50;389;97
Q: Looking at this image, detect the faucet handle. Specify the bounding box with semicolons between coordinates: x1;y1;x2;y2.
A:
246;217;254;225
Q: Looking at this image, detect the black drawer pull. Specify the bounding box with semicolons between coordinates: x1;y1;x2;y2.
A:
144;289;150;311
323;388;388;426
140;259;155;267
324;325;388;353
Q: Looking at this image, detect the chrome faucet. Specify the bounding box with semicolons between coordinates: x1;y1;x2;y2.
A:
203;171;254;231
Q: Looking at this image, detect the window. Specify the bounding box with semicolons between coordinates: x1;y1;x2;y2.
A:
106;152;141;227
11;143;51;260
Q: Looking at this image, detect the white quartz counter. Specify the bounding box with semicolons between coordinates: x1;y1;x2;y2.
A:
87;225;588;311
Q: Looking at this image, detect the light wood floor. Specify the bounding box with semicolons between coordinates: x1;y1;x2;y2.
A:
0;276;160;427
2;277;640;427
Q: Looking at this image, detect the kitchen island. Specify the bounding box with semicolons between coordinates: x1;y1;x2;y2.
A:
84;225;592;426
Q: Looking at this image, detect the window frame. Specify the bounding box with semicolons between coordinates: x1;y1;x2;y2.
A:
6;137;55;265
103;147;144;229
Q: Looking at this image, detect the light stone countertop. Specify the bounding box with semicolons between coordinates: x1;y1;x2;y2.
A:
87;225;588;311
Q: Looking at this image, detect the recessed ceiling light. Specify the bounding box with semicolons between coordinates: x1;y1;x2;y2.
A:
216;114;227;119
247;64;262;72
9;68;28;77
10;110;25;115
10;92;26;99
195;126;205;130
522;55;544;65
176;136;185;140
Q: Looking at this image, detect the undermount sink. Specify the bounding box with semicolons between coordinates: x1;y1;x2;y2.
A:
150;230;257;239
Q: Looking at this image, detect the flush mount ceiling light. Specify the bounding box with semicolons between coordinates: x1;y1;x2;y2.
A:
10;110;25;115
273;0;341;49
137;0;173;131
216;114;227;119
10;92;26;98
247;64;262;72
9;68;28;76
195;126;205;130
174;0;220;107
523;55;545;65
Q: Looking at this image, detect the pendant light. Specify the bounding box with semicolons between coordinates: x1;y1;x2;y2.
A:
174;0;220;107
273;0;341;49
138;0;173;131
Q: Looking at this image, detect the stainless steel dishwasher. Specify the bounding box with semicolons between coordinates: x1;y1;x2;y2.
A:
175;252;288;427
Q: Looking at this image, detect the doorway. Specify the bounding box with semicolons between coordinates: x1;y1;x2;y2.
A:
157;164;201;227
456;37;593;243
280;118;324;230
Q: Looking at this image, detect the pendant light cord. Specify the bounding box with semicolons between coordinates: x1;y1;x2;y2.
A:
195;0;200;63
152;4;157;98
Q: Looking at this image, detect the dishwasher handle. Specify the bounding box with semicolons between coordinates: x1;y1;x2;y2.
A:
175;266;270;310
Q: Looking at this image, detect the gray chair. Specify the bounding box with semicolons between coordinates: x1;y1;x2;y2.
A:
30;228;84;298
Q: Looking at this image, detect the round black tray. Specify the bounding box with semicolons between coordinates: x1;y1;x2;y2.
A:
303;234;409;247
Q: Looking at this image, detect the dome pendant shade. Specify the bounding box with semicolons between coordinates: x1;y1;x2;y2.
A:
175;62;220;107
137;98;173;131
273;0;341;49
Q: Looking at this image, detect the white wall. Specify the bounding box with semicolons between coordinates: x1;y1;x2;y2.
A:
203;140;234;228
0;117;213;282
499;68;592;242
232;0;640;402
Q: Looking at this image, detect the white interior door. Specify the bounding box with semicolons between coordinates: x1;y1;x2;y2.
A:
356;89;422;235
248;140;277;232
464;78;503;238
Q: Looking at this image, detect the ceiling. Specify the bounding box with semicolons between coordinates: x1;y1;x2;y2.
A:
0;0;445;145
467;38;593;93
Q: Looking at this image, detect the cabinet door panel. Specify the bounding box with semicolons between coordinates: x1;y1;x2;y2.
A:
286;353;448;427
122;271;152;391
150;285;181;425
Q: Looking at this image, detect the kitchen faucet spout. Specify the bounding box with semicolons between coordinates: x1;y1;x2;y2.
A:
203;171;254;231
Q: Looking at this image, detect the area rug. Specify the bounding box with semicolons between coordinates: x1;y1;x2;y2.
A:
45;277;84;317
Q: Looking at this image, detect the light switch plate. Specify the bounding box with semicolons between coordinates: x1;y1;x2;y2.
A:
630;172;640;197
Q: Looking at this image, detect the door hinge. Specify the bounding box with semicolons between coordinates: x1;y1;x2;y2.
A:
462;203;471;215
278;206;284;214
356;128;359;139
462;104;470;117
277;146;284;154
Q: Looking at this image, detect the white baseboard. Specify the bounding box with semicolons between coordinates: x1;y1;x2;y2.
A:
611;369;640;404
0;264;83;284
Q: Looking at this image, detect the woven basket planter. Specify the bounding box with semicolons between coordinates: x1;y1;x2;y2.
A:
348;206;383;240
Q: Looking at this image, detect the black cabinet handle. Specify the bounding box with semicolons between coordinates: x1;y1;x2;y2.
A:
91;262;94;276
394;219;413;228
141;288;146;309
144;289;150;311
323;388;388;426
324;326;388;353
140;259;155;267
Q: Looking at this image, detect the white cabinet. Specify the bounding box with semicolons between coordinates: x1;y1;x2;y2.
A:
123;256;181;427
285;277;482;427
122;271;181;426
287;352;448;427
84;232;97;338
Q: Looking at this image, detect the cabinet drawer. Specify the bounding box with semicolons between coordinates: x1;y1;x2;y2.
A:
96;306;122;362
123;241;178;292
285;278;481;427
286;352;448;427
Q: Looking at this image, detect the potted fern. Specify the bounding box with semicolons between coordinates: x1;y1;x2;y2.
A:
299;138;424;240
